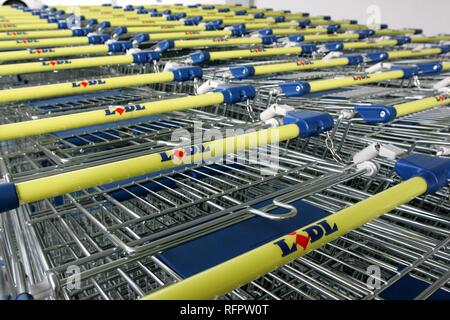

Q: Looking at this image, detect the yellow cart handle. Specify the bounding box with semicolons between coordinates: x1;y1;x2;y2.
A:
103;20;185;27
0;92;226;141
278;62;449;97
303;34;360;42
271;28;329;36
374;29;423;36
141;176;429;300
343;40;399;49
411;35;450;43
385;48;444;60
355;94;450;123
0;18;57;24
13;124;300;204
310;70;405;92
230;58;353;79
244;22;300;30
0;54;135;76
0;67;202;104
0;23;60;31
0;44;110;62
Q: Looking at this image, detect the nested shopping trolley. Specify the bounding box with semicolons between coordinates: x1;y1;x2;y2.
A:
1;107;448;300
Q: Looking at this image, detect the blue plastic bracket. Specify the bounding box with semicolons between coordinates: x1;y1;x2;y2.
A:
171;66;203;81
189;51;210;64
355;105;397;123
279;82;311;97
0;182;20;213
229;65;255;79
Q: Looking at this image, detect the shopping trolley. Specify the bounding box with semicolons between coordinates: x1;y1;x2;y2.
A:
0;107;348;299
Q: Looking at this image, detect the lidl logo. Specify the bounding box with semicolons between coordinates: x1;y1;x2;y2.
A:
185;31;200;35
213;37;226;43
2;24;16;28
71;79;106;88
273;219;338;257
42;60;72;66
16;39;38;44
104;104;145;116
160;145;211;162
7;31;26;36
435;95;449;102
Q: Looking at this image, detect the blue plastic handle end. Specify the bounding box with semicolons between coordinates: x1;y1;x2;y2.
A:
0;183;20;213
283;111;334;138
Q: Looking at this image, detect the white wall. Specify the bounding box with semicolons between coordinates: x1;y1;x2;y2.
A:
254;0;450;35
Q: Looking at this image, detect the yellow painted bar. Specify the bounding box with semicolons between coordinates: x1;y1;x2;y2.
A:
174;37;263;49
208;47;302;61
0;54;134;76
149;30;233;41
272;28;328;36
15;124;299;204
0;72;175;104
0;44;109;62
142;176;428;300
304;33;360;41
343;40;398;49
221;18;277;25
394;94;450;117
387;48;443;59
375;29;419;36
309;70;405;92
442;62;450;71
204;15;255;21
411;36;450;43
0;30;73;40
253;58;351;76
0;23;59;31
0;93;225;141
0;37;90;50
